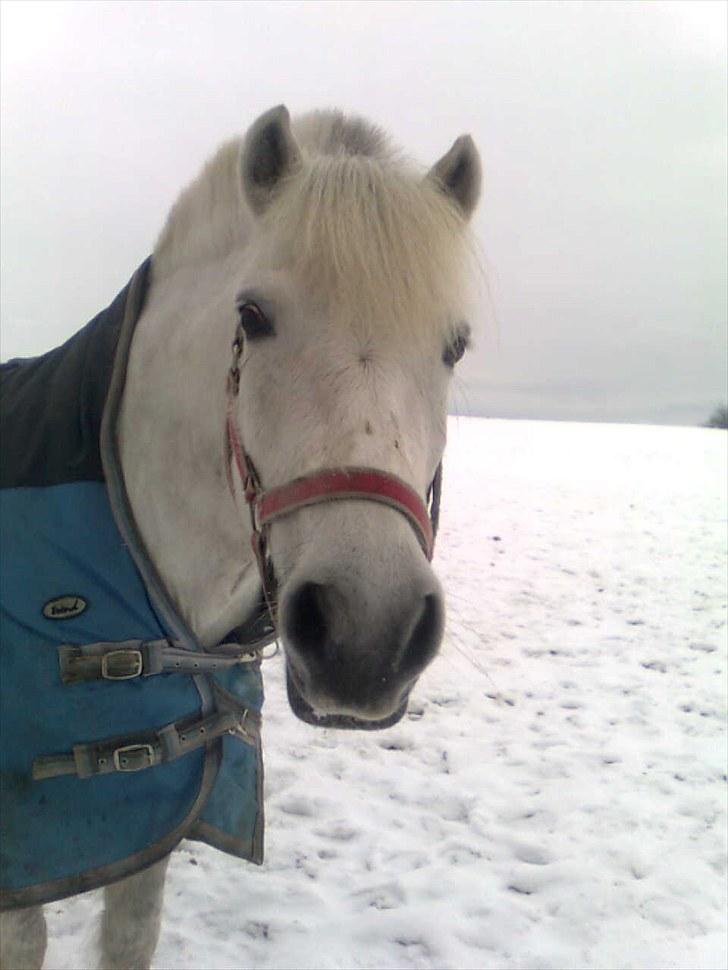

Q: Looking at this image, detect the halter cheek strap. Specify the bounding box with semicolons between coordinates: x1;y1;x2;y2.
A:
224;324;441;615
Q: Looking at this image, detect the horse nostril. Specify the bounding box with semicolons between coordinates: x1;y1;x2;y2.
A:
284;582;330;661
399;593;443;677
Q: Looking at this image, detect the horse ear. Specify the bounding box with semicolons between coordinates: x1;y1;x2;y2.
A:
427;134;481;220
242;105;302;215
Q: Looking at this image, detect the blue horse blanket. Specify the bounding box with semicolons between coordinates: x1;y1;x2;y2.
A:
0;261;272;910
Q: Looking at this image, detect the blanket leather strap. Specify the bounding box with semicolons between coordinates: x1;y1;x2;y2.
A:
58;639;265;684
32;706;259;781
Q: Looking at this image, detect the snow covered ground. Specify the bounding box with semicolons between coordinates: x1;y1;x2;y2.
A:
45;418;727;970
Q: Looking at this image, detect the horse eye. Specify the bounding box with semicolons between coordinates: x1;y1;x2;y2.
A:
237;301;274;339
443;332;469;368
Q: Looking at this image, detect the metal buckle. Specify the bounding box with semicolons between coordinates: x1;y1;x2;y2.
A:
112;743;156;772
101;649;143;680
228;710;254;744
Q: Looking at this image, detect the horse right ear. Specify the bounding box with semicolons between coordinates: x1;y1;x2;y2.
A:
242;105;302;215
427;134;481;220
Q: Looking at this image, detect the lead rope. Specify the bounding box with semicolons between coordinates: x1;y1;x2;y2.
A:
225;324;281;660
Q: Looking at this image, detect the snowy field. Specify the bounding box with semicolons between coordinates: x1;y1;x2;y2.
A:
45;418;727;970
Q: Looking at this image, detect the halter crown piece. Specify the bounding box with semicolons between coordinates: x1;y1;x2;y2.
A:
224;321;442;617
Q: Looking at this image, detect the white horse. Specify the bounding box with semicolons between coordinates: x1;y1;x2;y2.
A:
0;105;480;970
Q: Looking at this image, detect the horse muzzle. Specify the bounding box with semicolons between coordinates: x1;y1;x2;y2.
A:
278;564;445;727
284;668;411;730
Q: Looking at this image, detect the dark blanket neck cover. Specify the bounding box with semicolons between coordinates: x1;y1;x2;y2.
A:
0;261;272;910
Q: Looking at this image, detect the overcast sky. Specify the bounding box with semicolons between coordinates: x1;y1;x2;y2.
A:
1;0;726;425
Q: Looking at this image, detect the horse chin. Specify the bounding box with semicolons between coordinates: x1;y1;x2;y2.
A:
285;667;409;730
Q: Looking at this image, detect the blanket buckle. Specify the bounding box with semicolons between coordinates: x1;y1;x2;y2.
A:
112;743;156;772
101;648;143;680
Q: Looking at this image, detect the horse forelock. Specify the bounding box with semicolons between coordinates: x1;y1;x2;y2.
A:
154;111;479;341
259;153;476;341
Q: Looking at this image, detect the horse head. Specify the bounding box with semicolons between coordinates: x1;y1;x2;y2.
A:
234;106;481;724
120;105;481;727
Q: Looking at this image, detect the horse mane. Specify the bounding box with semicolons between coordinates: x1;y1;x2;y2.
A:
154;111;476;337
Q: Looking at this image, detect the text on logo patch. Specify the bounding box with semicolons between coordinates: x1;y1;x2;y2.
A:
42;595;88;620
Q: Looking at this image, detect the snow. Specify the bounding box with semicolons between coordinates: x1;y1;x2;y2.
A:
45;418;727;970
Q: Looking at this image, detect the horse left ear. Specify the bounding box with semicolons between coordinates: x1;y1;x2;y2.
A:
242;105;302;215
427;134;481;220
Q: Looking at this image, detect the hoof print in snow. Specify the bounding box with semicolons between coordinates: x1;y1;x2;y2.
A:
430;693;460;707
394;938;430;961
486;692;515;707
314;822;359;841
689;642;717;653
441;842;482;864
379;735;414;752
507;883;534;896
513;844;551;866
279;798;316;817
353;882;405;910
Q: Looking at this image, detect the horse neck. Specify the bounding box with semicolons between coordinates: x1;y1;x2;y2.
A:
153;139;249;280
117;252;260;647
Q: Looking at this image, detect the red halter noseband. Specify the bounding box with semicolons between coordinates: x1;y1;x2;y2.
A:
224;324;441;610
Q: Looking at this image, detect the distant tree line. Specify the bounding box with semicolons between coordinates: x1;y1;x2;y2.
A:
705;404;728;429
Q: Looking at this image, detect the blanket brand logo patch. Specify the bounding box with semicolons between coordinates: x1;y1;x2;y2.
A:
42;595;88;620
